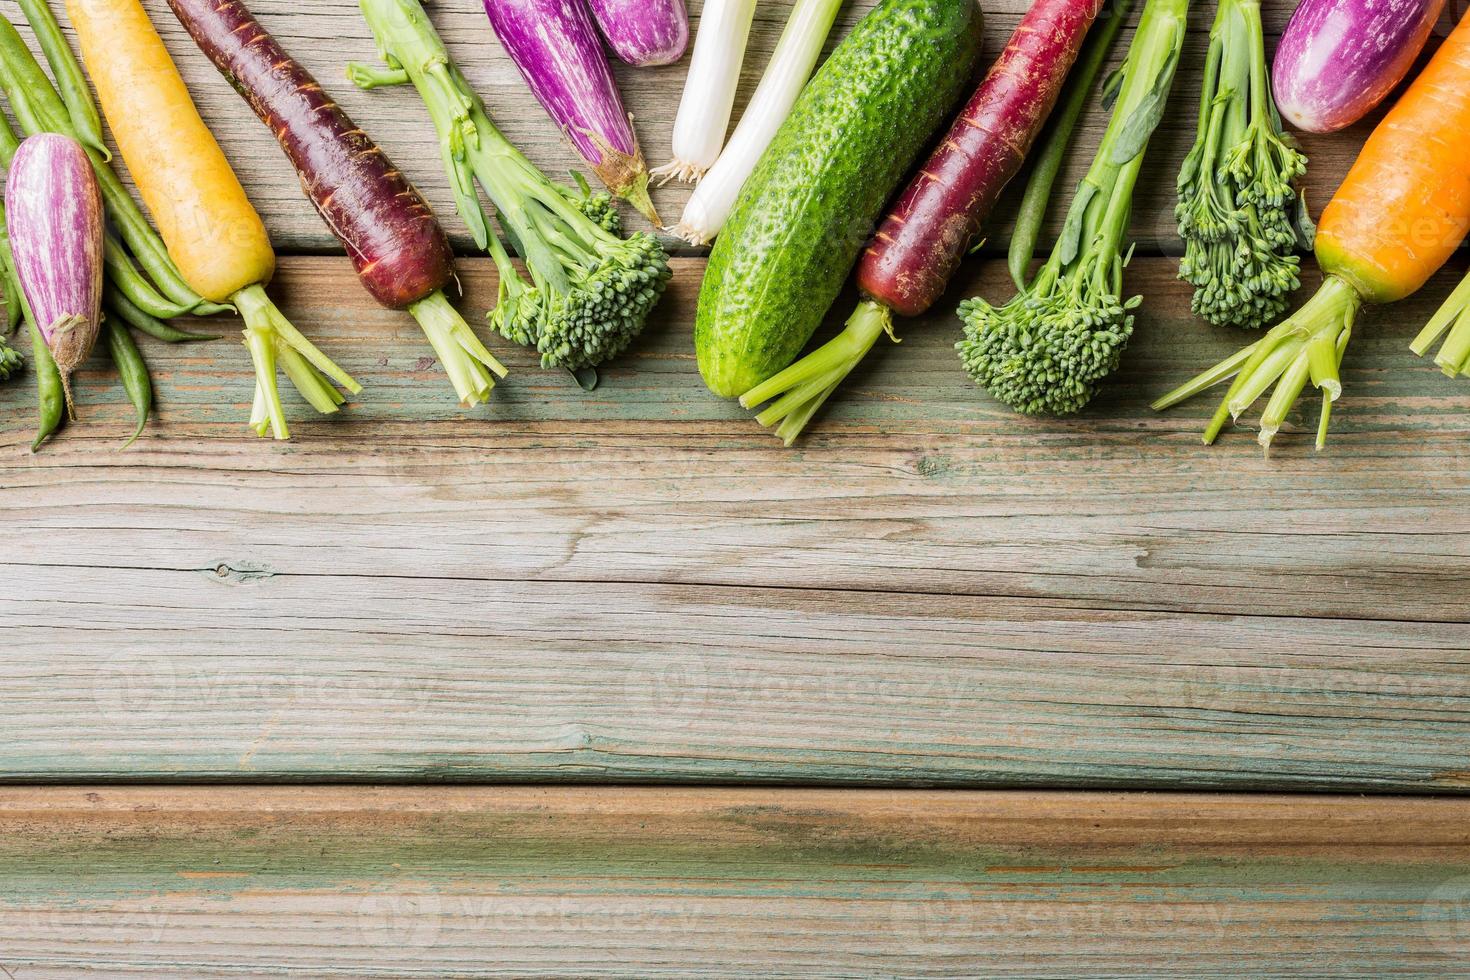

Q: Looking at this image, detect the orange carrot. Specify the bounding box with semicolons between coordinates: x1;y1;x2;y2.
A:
1155;10;1470;450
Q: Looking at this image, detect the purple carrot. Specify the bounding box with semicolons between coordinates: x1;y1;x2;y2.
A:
1274;0;1447;133
587;0;689;67
166;0;453;311
482;0;659;222
5;133;104;416
859;0;1106;317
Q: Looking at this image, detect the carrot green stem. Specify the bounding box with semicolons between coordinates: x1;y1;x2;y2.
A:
235;283;360;440
1412;269;1470;377
1154;274;1361;448
407;289;508;408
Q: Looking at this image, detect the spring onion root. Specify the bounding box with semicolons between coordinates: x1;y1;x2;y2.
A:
670;0;842;244
652;0;757;185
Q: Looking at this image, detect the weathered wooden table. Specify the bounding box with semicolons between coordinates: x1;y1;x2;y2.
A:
2;0;1468;974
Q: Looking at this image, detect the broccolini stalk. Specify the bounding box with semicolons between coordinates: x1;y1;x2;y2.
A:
1151;274;1356;449
958;0;1189;416
351;0;670;374
1176;0;1307;330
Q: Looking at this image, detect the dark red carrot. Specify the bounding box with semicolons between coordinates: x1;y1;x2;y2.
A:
858;0;1105;317
166;0;449;310
167;0;507;407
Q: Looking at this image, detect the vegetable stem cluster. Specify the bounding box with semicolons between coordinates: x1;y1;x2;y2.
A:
959;0;1188;416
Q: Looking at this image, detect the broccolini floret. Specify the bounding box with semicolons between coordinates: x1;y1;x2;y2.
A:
1176;0;1307;330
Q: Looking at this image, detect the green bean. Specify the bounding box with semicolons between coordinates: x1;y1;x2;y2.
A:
0;211;19;337
26;320;63;450
0;250;19;336
14;0;109;160
0;98;19;163
106;285;219;344
0;16;69;131
0;200;62;447
104;235;200;319
105;320;151;448
0;16;224;316
1006;0;1135;292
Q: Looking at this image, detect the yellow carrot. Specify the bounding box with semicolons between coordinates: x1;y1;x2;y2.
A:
1156;9;1470;450
65;0;359;439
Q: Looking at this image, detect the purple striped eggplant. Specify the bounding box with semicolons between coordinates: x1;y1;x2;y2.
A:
482;0;659;223
5;133;104;415
588;0;689;67
1274;0;1447;133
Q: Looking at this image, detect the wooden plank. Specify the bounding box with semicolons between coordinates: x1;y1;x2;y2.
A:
2;787;1468;976
2;0;1385;255
1;255;1469;787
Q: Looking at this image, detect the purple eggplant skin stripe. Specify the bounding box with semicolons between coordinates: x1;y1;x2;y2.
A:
482;0;657;220
1274;0;1448;133
5;133;104;405
587;0;689;67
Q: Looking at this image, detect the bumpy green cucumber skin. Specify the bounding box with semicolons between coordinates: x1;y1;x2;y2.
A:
695;0;985;398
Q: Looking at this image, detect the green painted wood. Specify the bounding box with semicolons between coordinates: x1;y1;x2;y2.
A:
1;256;1468;788
2;787;1468;976
1;0;1380;255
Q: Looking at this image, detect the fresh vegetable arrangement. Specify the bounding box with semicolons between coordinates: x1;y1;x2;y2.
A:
670;0;844;246
695;0;985;402
1157;8;1470;448
1274;0;1446;134
958;0;1189;417
482;0;659;223
741;0;1105;442
654;0;758;185
1177;0;1307;331
3;0;1470;459
65;0;358;441
588;0;689;68
352;0;670;377
167;0;507;411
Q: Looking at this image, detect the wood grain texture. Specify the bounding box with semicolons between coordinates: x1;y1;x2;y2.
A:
1;255;1468;788
2;787;1469;977
0;0;1418;255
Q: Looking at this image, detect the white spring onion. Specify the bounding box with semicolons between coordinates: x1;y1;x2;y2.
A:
670;0;844;244
651;0;758;185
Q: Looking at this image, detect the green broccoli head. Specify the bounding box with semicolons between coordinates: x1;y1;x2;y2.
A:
535;232;671;371
0;338;22;382
956;289;1135;416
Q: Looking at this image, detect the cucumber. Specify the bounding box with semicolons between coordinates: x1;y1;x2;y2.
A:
694;0;985;398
